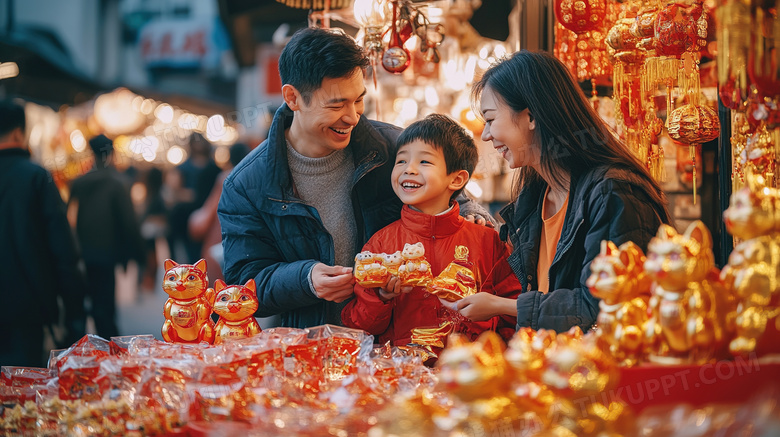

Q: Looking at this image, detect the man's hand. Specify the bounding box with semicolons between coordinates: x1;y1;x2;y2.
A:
376;275;412;301
311;263;355;303
464;214;495;229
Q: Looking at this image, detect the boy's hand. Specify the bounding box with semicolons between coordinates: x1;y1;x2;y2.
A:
311;263;355;303
377;275;412;301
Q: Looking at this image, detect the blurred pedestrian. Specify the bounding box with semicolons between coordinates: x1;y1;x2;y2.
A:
68;134;144;339
188;142;250;282
138;167;168;292
0;99;87;367
168;133;221;262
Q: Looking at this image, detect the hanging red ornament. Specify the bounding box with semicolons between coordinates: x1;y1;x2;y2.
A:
382;1;410;74
748;4;780;100
555;0;606;34
653;1;707;58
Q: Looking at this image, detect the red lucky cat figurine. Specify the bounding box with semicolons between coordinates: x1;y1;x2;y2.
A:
161;259;216;344
212;279;262;344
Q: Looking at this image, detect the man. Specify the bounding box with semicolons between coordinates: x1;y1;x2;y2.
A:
68;134;144;339
219;27;491;329
0;100;86;367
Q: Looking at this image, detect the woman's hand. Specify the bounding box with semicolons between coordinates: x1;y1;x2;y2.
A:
440;293;517;321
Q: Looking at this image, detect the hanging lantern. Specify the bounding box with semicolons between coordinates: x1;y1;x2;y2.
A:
555;0;607;34
667;103;720;203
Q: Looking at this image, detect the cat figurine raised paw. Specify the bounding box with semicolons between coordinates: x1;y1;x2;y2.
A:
212;279;262;344
161;259;216;344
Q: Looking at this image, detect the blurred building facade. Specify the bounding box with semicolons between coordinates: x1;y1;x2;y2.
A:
0;0;237;114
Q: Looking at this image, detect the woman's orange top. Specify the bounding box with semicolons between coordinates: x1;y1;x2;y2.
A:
537;188;568;294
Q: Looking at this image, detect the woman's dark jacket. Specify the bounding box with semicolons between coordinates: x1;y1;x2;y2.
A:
499;165;670;333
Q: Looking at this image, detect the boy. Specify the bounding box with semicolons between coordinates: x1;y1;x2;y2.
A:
341;114;521;348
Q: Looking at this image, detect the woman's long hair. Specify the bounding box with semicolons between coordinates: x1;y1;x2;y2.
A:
471;50;668;211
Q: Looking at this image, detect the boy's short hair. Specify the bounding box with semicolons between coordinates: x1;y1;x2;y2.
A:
279;27;369;106
397;113;478;177
396;114;478;200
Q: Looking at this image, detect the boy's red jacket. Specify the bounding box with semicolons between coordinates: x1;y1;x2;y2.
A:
341;203;521;346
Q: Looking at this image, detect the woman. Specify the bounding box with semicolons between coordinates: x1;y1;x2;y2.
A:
449;50;671;333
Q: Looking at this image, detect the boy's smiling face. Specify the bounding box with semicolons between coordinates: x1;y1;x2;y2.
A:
391;139;469;215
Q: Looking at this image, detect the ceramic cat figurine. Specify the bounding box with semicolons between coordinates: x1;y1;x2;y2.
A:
427;245;478;301
354;250;388;288
721;185;780;356
643;222;735;364
381;251;403;277
398;242;432;286
161;259;215;344
586;240;652;366
212;279;262;345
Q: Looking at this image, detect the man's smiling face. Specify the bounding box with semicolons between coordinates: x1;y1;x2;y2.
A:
287;67;367;158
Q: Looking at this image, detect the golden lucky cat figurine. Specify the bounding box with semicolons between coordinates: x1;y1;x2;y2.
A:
643;221;735;364
436;332;539;431
212;279;262;344
586;240;652;367
540;335;632;437
721;185;780;357
161;259;216;344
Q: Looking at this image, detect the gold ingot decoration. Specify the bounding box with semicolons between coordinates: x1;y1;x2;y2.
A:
427;245;478;301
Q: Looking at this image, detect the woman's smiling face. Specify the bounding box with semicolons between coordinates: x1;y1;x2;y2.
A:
480;86;539;170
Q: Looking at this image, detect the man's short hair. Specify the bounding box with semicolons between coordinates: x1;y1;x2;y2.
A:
397;113;478;177
278;27;369;105
0;100;26;138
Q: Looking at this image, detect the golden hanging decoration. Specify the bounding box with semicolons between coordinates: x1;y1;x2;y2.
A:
274;0;351;9
666;102;720;204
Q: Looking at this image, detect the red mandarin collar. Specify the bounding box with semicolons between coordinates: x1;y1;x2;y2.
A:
399;202;464;239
